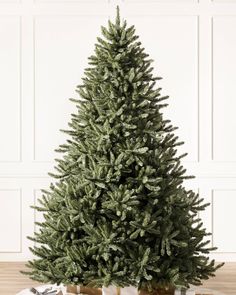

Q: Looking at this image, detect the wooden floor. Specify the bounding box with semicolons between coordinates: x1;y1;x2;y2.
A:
0;262;235;295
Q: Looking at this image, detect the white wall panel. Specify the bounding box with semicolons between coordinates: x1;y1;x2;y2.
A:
0;189;21;252
35;0;106;2
213;190;236;252
127;15;199;162
0;178;50;261
34;16;106;162
0;17;21;162
213;0;236;2
212;16;236;161
0;0;20;2
127;0;197;2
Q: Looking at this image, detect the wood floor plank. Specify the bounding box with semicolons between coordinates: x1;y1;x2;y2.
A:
0;262;235;295
0;262;42;295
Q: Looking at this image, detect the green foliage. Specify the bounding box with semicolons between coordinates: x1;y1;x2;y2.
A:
24;6;224;291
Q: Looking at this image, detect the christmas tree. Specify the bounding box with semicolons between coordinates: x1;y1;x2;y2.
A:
24;7;223;292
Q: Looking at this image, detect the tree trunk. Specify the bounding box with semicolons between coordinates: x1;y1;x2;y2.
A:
67;285;102;295
139;287;175;295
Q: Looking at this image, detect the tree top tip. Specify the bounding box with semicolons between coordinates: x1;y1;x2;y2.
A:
116;5;120;26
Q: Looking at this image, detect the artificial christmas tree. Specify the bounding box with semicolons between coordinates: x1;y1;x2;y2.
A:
23;7;223;295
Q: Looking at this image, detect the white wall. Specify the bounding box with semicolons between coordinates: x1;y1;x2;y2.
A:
0;0;236;262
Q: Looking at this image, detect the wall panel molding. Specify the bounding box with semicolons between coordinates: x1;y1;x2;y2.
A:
33;15;108;162
0;189;22;253
211;16;236;162
124;14;199;162
212;189;236;253
0;16;22;162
